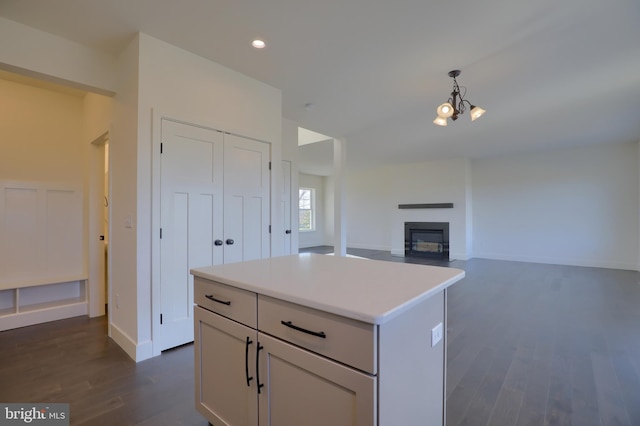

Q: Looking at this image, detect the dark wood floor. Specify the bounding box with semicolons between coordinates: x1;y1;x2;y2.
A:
1;248;639;425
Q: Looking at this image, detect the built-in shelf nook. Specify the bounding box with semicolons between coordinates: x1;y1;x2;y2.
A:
0;181;87;331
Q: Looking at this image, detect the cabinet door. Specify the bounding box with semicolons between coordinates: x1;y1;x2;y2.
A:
223;134;270;264
195;306;258;426
160;119;224;351
257;332;376;426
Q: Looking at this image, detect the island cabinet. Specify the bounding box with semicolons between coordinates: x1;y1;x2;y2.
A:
192;254;465;426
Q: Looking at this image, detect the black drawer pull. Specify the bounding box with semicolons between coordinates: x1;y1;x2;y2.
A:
205;294;231;306
280;320;326;339
256;342;264;394
245;336;253;387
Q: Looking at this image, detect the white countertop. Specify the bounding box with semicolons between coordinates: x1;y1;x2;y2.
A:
191;254;465;325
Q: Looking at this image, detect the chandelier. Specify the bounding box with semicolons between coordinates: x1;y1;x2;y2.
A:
433;70;486;126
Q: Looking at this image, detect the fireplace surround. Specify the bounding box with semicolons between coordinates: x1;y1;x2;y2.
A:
404;222;450;260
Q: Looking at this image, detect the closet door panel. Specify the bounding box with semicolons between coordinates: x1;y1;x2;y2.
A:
223;134;270;264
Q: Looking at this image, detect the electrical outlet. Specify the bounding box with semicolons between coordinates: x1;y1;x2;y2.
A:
431;322;443;347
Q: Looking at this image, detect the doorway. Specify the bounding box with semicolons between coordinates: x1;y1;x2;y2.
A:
89;132;110;318
297;127;334;250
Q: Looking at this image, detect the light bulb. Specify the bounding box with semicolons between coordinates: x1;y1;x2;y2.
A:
437;102;455;118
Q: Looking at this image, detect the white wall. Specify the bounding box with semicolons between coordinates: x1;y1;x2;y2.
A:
0;17;116;94
0;78;85;182
0;17;116;323
116;34;282;360
346;159;472;259
0;26;284;360
109;35;141;359
346;167;393;251
390;159;470;259
299;173;328;248
282;119;300;253
472;143;639;269
0;77;87;301
345;145;640;270
324;175;336;245
0;26;284;359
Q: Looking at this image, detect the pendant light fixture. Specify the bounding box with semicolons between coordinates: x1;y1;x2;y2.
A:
433;70;486;126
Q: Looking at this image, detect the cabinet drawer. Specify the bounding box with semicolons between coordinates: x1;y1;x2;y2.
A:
258;295;377;374
194;277;257;328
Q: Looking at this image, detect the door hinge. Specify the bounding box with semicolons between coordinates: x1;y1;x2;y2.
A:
160;228;163;239
160;142;163;154
269;225;271;233
269;161;271;170
160;314;163;325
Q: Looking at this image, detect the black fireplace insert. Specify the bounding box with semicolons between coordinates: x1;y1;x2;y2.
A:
404;222;449;260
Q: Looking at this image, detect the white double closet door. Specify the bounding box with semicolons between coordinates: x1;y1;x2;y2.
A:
159;119;270;351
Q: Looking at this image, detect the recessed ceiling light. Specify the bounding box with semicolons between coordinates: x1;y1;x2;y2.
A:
252;39;266;49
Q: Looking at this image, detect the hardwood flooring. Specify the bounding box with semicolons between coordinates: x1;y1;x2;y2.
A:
0;316;207;425
304;247;640;426
1;248;639;425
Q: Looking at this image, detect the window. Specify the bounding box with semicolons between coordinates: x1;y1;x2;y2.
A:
299;188;315;231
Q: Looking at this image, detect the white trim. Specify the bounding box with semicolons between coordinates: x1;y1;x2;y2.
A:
110;322;153;361
450;252;471;261
110;322;137;360
0;301;87;332
2;275;88;290
347;243;392;252
135;340;154;362
151;109;162;357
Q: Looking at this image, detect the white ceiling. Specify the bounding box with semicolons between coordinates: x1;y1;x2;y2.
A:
2;0;640;172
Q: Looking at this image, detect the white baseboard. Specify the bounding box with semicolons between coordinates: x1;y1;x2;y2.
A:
136;339;154;362
110;322;154;362
0;302;87;332
110;323;155;362
110;323;137;361
347;243;392;251
451;252;471;261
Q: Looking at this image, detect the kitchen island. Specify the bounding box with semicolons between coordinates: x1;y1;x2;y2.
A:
191;253;465;426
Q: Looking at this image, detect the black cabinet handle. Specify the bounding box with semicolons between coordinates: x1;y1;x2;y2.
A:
214;239;223;246
280;321;326;339
285;229;291;234
256;342;264;394
245;336;253;387
226;239;235;245
205;294;231;306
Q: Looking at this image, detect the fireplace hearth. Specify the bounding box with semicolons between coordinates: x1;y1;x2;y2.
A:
405;222;450;260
